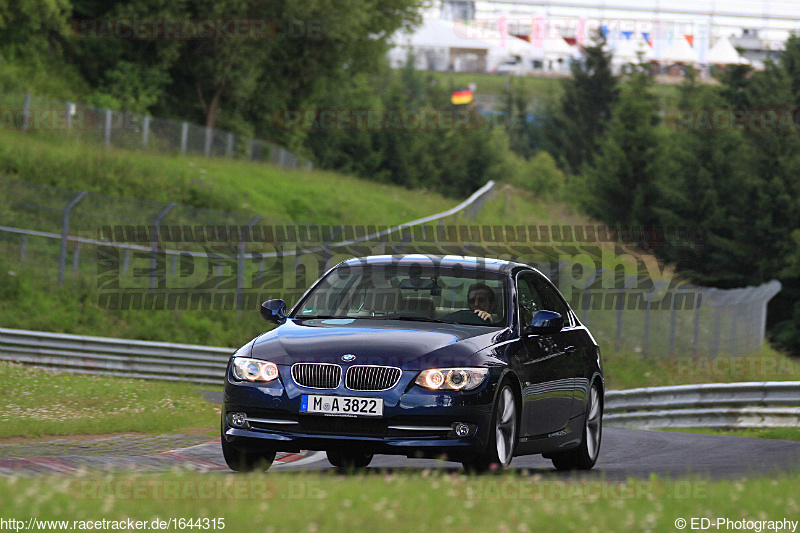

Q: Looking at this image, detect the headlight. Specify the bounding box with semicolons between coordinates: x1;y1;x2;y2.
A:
231;357;280;383
415;368;489;391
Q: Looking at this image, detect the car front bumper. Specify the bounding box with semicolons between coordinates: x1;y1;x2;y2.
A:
222;365;499;459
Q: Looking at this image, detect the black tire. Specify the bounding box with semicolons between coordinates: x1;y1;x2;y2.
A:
462;382;518;473
326;450;373;469
551;382;602;471
221;417;276;472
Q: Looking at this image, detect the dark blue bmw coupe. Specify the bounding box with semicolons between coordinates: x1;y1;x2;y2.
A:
221;255;603;472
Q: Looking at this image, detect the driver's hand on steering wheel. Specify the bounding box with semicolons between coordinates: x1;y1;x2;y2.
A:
473;309;491;321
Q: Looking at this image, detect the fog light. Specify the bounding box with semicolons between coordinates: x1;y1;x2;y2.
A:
454;423;470;437
229;412;249;429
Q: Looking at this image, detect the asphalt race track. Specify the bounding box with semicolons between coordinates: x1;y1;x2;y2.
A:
2;428;799;479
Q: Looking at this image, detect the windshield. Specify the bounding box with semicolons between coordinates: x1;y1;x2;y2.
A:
292;263;508;327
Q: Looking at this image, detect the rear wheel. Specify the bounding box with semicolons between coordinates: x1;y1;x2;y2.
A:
551;382;602;471
326;450;373;469
463;383;517;473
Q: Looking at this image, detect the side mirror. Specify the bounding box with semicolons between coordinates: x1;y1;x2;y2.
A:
525;310;563;336
260;299;287;324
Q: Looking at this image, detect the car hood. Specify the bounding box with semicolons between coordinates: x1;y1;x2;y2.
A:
247;318;510;370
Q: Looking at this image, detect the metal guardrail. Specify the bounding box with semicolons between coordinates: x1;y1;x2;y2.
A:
0;328;231;386
3;327;798;428
605;381;800;429
0;178;496;261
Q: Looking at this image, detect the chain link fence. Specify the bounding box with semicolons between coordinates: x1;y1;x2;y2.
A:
0;91;311;169
0;175;782;357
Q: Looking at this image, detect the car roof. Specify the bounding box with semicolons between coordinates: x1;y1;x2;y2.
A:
338;254;532;275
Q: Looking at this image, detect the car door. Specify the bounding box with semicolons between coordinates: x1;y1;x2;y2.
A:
516;271;574;437
531;273;586;420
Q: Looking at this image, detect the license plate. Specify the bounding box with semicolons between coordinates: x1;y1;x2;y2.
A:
300;395;383;417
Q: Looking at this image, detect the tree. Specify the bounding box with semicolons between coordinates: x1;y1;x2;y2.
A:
0;0;71;57
69;0;185;112
580;71;662;227
161;0;423;137
549;30;618;175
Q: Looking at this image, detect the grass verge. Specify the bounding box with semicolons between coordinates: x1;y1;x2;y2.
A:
0;362;219;439
0;470;798;532
602;344;800;390
659;427;800;442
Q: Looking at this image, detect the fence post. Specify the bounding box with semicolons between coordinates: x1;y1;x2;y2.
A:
19;235;27;262
58;191;88;285
758;280;782;351
668;293;677;356
692;288;702;356
65;102;72;130
204;126;212;157
238;216;263;311
150;203;176;290
643;300;651;358
226;133;234;157
615;289;624;350
21;92;31;131
72;241;80;277
104;109;112;148
142;116;150;148
710;289;721;356
180;122;188;155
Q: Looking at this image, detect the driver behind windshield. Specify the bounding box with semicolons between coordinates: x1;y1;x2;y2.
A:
468;283;497;322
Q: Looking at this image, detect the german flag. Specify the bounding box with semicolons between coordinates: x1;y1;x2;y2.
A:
451;88;474;106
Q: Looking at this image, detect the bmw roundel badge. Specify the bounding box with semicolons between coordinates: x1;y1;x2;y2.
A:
341;354;356;362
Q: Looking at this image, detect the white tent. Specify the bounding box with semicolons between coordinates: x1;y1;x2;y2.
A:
538;35;575;73
661;35;697;64
389;17;525;72
707;36;749;65
613;36;654;62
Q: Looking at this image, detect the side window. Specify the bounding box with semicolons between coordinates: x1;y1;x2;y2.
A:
534;276;570;321
517;272;546;327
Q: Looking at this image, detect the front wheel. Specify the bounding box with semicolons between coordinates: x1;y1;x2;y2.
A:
551;382;602;471
221;417;276;472
463;383;517;473
221;438;276;472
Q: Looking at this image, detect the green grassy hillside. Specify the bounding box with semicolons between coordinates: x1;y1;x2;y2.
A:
0;130;455;226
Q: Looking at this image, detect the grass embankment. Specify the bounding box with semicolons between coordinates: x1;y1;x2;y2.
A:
0;470;798;532
0;129;459;346
0;362;218;439
0;130;455;226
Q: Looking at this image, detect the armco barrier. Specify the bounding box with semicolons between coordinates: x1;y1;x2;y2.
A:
0;328;231;385
605;381;800;429
2;326;798;429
